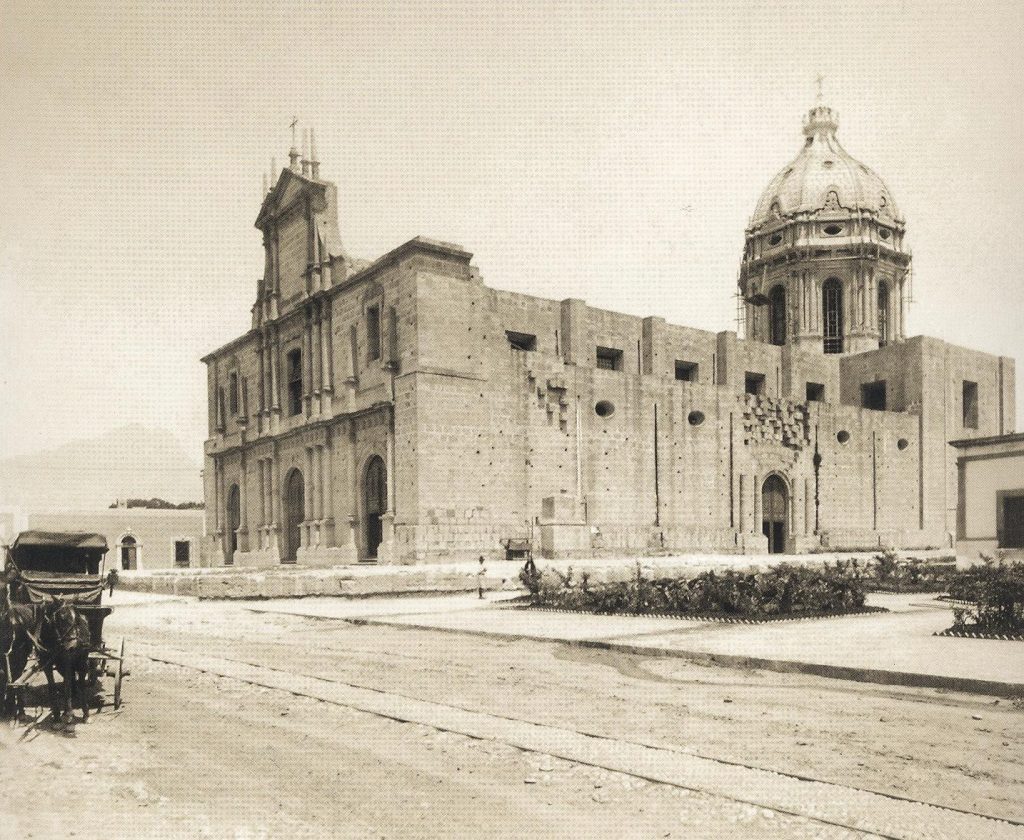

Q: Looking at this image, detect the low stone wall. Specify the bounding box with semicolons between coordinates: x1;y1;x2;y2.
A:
116;564;523;600
114;548;955;600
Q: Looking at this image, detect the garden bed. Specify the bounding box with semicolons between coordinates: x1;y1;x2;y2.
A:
518;561;870;620
940;556;1024;639
863;552;956;594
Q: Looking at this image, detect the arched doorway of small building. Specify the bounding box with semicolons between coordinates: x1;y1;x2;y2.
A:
282;468;304;564
363;455;387;560
225;484;240;566
119;535;138;571
762;475;789;554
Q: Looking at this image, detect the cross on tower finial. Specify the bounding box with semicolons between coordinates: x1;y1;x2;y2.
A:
288;117;301;171
815;74;825;102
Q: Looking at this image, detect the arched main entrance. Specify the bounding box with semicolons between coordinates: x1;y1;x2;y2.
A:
283;469;304;564
363;455;387;560
225;484;240;566
762;475;789;554
119;535;137;571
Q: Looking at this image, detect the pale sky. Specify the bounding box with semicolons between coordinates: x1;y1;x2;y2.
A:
1;0;1022;461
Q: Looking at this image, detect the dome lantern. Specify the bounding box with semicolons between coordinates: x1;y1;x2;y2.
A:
802;104;840;139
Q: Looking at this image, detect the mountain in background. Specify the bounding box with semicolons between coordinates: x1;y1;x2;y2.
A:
0;424;203;511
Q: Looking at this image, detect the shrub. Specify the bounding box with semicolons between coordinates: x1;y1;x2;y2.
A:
948;556;1024;633
866;552;955;593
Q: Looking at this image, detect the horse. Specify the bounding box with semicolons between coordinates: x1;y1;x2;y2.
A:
38;596;93;724
0;568;34;718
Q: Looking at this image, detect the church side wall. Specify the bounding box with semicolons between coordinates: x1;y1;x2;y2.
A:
393;283;942;561
202;221;1015;564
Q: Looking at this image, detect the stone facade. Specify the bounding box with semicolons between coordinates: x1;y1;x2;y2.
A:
202;112;1016;566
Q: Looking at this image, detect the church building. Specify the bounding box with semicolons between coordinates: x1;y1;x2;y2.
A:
202;105;1015;565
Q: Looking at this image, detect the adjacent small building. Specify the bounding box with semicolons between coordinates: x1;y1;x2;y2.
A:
23;508;205;571
950;433;1024;561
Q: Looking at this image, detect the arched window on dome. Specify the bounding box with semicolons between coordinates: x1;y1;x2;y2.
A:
877;281;890;347
769;284;786;346
823;278;843;354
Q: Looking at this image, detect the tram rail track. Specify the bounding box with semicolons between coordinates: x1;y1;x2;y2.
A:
135;641;1024;840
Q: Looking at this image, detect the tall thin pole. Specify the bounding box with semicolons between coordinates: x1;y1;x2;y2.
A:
575;396;582;501
653;403;661;527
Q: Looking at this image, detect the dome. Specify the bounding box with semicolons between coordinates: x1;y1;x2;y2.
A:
749;105;902;230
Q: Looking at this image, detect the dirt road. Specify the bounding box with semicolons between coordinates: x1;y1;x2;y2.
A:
1;595;1021;839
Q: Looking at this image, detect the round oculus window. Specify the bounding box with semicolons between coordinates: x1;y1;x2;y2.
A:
687;410;705;427
879;228;891;240
595;400;615;418
897;438;909;451
768;233;783;246
836;430;850;444
823;224;843;236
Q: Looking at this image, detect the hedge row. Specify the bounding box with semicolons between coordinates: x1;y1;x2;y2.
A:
519;561;867;618
866;550;956;593
948;557;1024;634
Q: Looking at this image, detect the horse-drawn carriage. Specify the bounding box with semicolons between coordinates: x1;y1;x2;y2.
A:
3;530;125;721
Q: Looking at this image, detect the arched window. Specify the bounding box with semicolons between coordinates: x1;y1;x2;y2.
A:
769;284;786;346
877;281;890;347
823;278;843;354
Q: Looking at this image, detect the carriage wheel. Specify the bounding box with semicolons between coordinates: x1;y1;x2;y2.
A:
113;638;124;710
88;658;102;687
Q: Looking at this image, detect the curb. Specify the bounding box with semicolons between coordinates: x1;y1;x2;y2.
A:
342;614;1024;699
517;604;888;624
935;628;1024;642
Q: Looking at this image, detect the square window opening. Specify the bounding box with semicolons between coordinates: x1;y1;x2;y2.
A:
861;380;887;411
744;372;765;396
596;346;623;371
963;380;978;429
675;360;698;382
174;540;191;567
806;382;825;402
506;331;537;352
999;492;1024;549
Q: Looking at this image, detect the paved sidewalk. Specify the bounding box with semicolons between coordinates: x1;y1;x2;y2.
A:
248;592;1024;696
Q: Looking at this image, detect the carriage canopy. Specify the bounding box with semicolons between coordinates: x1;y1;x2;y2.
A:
8;531;108;576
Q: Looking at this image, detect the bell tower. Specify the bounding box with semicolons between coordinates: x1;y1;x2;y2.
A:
739;103;911;355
